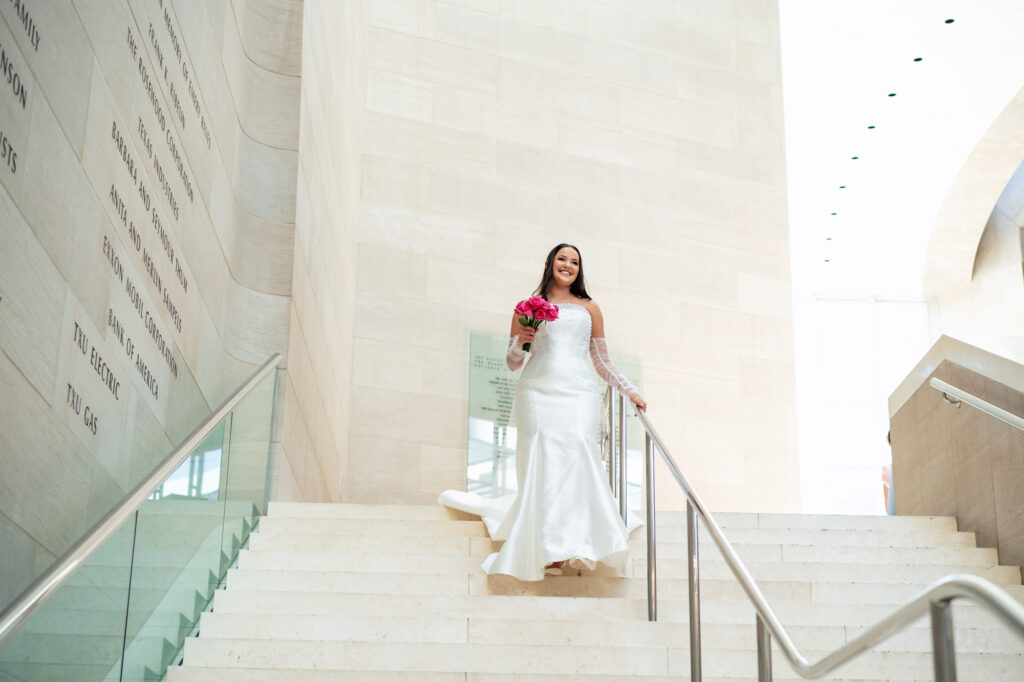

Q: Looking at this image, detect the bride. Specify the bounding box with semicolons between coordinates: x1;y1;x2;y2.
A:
444;243;646;581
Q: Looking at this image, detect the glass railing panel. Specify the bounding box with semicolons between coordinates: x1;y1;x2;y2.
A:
0;356;280;681
119;425;229;681
218;370;278;571
0;515;136;682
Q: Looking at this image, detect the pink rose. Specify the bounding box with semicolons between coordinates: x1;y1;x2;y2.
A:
513;297;560;352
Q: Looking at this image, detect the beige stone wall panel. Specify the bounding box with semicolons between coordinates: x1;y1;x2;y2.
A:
285;306;340;473
351;386;466;450
892;354;1024;566
280;375;331;501
0;353;97;556
230;0;303;76
335;0;797;510
220;285;291;365
0;193;66;402
359;198;493;265
0;0;93;157
365;112;496;177
346;435;422;503
230;129;298;222
289;251;346;454
222;3;301;149
369;27;499;95
1;0;300;607
0;516;55;611
208;172;295;297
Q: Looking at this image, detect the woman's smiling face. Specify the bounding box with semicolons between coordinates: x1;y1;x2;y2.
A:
550;246;580;288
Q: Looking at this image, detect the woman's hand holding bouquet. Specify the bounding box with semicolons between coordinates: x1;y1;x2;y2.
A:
514;296;559;352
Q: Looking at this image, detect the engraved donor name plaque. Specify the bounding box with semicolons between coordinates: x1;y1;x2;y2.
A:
0;0;294;619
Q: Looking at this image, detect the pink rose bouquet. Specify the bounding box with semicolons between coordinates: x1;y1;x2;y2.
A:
514;296;559;352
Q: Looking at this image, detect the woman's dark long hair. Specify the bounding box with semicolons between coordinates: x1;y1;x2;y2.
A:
533;243;591;301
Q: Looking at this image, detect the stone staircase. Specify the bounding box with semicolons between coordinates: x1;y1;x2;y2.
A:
0;499;258;681
167;503;1024;680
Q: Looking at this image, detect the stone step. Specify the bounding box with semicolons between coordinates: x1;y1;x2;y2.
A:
247;532;474;555
632;538;999;566
268;502;474;521
162;670;954;682
664;646;1024;680
256;517;490;538
177;638;1024;678
235;549;1021;586
222;567;1024;606
633;558;1021;586
255;520;971;552
653;526;978;548
256;517;976;549
194;612;1023;653
168;670;465;681
472;573;1024;604
178;639;666;676
708;512;957;533
209;589;1021;630
266;504;957;533
250;532;1000;567
151;665;1024;682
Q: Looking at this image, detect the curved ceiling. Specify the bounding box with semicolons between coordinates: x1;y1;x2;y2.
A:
924;86;1024;298
780;0;1024;300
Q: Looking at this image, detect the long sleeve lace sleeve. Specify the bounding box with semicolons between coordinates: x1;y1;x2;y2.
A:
589;338;638;397
506;335;527;371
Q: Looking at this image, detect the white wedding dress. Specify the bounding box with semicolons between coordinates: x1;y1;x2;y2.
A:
441;303;637;582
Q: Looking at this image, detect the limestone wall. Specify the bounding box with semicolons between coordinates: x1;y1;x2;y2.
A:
280;0;366;502
890;354;1024;568
0;0;299;607
344;0;799;510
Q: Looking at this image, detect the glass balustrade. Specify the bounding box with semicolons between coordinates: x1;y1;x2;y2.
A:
0;366;278;682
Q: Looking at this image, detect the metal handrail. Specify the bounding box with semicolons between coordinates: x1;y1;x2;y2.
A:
0;352;283;648
930;377;1024;432
606;386;1024;681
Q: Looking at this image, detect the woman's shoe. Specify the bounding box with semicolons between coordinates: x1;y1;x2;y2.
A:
544;560;564;576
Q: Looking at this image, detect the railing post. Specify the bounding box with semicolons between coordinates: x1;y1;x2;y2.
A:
756;615;773;682
688;501;702;682
645;431;657;622
930;599;957;682
607;390;615;490
617;392;627;523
